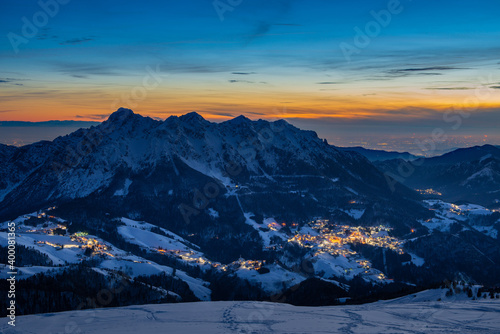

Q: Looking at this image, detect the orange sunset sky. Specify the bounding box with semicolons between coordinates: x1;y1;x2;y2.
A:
1;0;499;152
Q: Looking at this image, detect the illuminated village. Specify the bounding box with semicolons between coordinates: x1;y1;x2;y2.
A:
155;247;264;272
9;210;119;260
152;218;405;280
416;188;443;196
31;226;116;258
290;219;405;256
4;209;407;284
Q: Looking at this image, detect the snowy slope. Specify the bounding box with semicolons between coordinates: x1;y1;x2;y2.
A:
118;218;203;255
0;216;211;301
235;263;305;294
422;200;499;238
2;295;499;334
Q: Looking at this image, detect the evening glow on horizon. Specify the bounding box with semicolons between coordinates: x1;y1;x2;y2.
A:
0;0;499;147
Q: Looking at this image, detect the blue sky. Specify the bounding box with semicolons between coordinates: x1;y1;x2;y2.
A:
0;0;499;152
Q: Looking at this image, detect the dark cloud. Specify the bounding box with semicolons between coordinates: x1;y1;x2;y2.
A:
0;78;25;86
245;21;273;44
35;27;59;41
231;72;256;75
75;114;110;120
236;111;268;117
395;66;465;72
425;87;472;90
59;37;94;45
228;79;254;83
364;77;393;81
316;82;339;85
228;79;267;84
490;86;500;89
287;107;500;133
244;20;301;44
214;112;235;117
387;71;443;77
419;73;443;76
384;66;467;78
161;62;231;74
54;62;125;77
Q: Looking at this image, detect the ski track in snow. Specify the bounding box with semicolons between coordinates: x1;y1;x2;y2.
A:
3;297;500;334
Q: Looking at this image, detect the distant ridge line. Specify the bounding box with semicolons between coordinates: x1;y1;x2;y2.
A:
0;120;100;127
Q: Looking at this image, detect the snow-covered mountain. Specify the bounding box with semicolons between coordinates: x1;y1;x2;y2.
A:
375;145;500;207
0;108;424;234
0;108;409;198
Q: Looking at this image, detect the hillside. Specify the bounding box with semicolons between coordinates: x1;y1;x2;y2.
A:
2;290;499;333
375;145;500;207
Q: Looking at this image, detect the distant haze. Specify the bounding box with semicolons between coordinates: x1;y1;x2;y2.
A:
0;126;93;147
0;121;99;128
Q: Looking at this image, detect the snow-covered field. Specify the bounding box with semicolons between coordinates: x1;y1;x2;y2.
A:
421;200;499;238
2;290;500;334
0;216;212;301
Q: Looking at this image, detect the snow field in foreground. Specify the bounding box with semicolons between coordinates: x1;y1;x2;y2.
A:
2;291;500;334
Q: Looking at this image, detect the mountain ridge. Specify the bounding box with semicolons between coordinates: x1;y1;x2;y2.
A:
375;144;500;207
337;146;418;162
0;108;424;235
